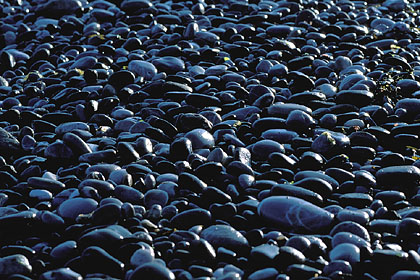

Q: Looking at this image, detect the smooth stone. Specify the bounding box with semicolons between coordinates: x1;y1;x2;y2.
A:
63;132;92;156
269;64;288;77
109;70;135;89
247;268;278;280
376;165;420;188
128;60;157;80
395;98;420;117
205;65;228;76
114;185;144;204
339;74;367;91
391;271;420;280
249;243;279;264
262;129;298;144
222;106;261;121
267;103;312;118
128;262;175;280
323;260;352;277
330;221;370;242
266;25;294;37
329;243;360;264
286;110;315;132
396;79;420;97
337;209;370;225
170;208;211;229
255;60;273;73
274;246;306;269
286;264;321;279
85;164;119;178
91;203;121;225
57;198;98;220
70;56;98;70
81;246;124;278
0;207;18;218
184;129;215;150
369;219;399;234
29;189;52;201
79;179;115;197
294;171;339;189
251;140;285;161
130;247;155;267
293;177;333;198
312;131;350;155
270;183;323;206
257;196;334;233
35;0;82;16
55;122;90;136
121;0;152;11
200;225;250;255
44;141;74;160
336;90;374;107
109;169;132;186
27;177;65;193
0;127;20;156
39;268;82;280
153;57;185;74
79;149;117;164
144;189;169;208
78;228;125;252
50;241;78;261
383;0;408;11
396;218;420;238
0;254;32;277
176;113;213;132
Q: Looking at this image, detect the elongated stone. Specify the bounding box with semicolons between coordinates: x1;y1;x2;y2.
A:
257;196;334;233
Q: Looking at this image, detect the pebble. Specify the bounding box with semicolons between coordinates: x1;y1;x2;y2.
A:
39;268;82;280
128;60;157;80
329;243;360;264
200;225;250;255
1;0;420;278
128;261;175;280
184;129;215;150
57;197;98;220
153;57;185;74
258;196;334;233
0;254;32;277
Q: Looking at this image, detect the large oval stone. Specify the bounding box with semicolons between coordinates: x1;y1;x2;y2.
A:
57;198;98;220
257;196;334;233
376;165;420;188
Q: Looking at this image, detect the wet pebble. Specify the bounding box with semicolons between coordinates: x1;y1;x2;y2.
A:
258;196;334;233
200;225;250;255
57;197;98;220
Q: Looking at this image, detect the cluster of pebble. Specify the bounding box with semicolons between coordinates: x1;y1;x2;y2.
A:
1;0;420;279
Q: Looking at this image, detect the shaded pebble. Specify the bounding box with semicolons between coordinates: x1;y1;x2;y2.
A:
0;254;31;277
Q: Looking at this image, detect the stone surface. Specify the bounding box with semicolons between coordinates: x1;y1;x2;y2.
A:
258;196;334;233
